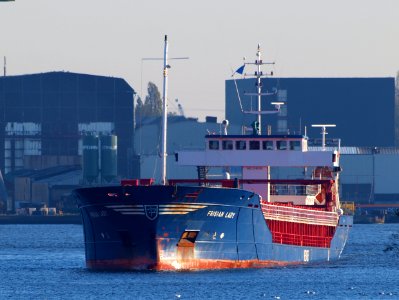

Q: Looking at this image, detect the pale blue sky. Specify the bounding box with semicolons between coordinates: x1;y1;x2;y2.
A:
1;0;398;120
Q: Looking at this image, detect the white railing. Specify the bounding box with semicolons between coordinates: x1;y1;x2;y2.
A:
261;203;338;227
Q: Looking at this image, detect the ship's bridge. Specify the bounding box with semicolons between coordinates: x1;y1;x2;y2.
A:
176;134;339;168
207;134;308;152
176;134;340;203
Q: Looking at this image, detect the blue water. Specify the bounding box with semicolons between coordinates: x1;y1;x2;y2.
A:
0;224;398;299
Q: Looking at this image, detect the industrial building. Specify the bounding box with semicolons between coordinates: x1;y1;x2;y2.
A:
3;166;81;212
0;72;135;177
339;147;399;203
224;76;399;205
0;72;135;212
226;77;396;147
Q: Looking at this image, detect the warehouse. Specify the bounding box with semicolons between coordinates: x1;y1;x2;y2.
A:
0;72;135;177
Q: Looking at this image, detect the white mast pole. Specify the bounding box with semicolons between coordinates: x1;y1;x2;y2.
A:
161;35;169;185
256;44;262;134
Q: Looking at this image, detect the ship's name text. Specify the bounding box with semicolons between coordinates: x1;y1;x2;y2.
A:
207;211;236;219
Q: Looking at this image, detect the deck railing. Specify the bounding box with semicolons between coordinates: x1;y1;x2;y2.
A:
261;202;338;226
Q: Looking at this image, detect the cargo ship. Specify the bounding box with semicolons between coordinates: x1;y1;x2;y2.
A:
74;36;352;270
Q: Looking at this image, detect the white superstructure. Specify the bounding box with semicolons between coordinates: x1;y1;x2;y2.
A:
176;134;341;202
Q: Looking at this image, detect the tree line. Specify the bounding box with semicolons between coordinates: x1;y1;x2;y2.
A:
135;82;181;125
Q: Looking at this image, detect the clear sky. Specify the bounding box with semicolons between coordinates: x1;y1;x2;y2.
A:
1;0;398;121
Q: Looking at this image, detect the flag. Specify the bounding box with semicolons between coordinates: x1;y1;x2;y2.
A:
232;64;245;76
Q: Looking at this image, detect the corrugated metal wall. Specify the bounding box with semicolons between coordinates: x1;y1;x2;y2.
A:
340;153;399;202
226;77;395;147
0;72;135;177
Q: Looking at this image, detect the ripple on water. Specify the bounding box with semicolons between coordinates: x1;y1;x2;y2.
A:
0;224;399;299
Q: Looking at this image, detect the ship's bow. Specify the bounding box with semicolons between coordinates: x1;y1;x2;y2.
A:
75;186;169;270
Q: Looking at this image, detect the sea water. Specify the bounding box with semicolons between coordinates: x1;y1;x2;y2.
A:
0;223;398;299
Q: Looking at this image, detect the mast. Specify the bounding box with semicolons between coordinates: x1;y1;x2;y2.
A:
234;45;280;133
161;35;169;185
141;36;187;185
256;45;262;133
240;45;278;202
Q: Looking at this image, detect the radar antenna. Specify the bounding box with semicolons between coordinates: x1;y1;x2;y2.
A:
311;124;336;151
232;44;284;134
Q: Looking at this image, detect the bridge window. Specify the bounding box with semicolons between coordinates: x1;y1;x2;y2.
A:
276;141;287;150
249;140;260;150
222;140;233;150
262;140;274;150
289;141;301;150
236;140;247;150
209;140;219;150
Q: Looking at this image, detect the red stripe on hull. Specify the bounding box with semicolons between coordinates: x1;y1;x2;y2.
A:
86;258;295;271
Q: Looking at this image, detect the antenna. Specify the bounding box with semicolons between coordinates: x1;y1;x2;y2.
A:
144;36;189;185
271;102;284;110
140;53;189;101
161;34;169;185
232;45;282;134
256;44;263;130
311;124;336;151
222;119;229;135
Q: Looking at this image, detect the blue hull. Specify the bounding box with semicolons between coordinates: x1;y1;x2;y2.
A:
75;185;352;270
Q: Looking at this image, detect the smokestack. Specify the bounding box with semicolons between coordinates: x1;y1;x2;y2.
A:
3;56;6;77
